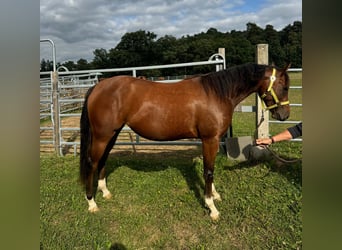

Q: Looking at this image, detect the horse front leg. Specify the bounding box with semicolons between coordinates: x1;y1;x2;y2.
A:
202;138;221;220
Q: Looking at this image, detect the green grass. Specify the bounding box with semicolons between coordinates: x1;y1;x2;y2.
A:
40;145;302;249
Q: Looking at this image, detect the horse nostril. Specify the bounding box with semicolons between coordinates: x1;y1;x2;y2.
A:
272;112;288;121
280;113;289;121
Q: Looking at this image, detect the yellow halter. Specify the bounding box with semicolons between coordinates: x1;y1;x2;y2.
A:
260;68;290;110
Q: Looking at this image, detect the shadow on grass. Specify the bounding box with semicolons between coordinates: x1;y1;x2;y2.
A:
104;148;205;207
223;156;302;188
110;242;127;250
89;145;301;210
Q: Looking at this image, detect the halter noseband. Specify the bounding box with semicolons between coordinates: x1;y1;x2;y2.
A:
260;68;290;110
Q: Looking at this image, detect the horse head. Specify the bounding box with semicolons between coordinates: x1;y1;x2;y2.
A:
258;63;291;121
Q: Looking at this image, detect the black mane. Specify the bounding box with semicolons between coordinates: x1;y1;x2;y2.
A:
200;63;267;100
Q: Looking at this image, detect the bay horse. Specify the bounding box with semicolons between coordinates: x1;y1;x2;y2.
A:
80;62;291;220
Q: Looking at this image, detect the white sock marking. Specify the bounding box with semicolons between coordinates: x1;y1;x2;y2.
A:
98;179;112;199
212;183;222;201
87;197;99;212
205;196;220;220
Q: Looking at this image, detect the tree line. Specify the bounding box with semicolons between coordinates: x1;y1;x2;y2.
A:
40;21;301;77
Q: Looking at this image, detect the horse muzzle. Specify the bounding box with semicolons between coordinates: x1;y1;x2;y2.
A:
270;105;290;121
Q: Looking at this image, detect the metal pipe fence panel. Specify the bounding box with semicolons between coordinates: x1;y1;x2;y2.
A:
40;56;226;155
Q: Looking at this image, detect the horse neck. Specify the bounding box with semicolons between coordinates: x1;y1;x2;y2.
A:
227;80;259;107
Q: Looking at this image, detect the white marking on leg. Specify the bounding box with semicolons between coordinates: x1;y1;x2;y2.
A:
212;183;222;201
205;196;220;220
87;197;99;213
98;178;112;199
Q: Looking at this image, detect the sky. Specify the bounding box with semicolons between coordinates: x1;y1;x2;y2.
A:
40;0;302;63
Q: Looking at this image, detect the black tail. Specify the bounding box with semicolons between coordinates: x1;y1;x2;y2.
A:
80;86;96;186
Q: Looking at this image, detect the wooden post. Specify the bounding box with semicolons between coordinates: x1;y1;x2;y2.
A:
218;47;232;154
256;44;269;138
220;46;232;139
51;71;61;155
218;48;226;70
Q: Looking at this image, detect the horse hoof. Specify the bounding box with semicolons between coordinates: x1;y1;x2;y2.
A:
210;212;220;221
214;195;222;202
88;206;99;213
103;192;112;200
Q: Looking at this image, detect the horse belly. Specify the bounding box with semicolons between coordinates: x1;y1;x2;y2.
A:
129;125;197;141
127;107;198;141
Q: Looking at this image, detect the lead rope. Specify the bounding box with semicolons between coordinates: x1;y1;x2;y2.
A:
263;146;301;163
253;109;301;164
253;109;264;140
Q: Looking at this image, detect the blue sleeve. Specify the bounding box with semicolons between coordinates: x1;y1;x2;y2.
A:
287;122;302;139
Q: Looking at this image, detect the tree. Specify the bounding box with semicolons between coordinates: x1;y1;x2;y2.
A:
92;48;110;69
40;59;53;71
76;58;90;70
264;24;285;66
226;34;254;66
114;30;158;66
108;48;141;68
155;35;178;64
116;30;156;51
280;21;302;67
61;61;77;71
246;22;266;45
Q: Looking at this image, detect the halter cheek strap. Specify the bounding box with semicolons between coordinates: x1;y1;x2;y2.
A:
260;68;290;110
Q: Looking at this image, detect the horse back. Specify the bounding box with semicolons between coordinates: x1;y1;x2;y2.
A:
87;75;229;140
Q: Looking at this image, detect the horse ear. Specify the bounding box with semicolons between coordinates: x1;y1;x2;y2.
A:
281;62;291;75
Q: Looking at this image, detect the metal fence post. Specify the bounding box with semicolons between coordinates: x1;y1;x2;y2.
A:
256;44;269;138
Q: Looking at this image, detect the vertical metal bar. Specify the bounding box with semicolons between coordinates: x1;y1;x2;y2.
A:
40;39;56;72
41;39;60;154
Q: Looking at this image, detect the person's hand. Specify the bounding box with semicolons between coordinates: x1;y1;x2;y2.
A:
256;137;273;145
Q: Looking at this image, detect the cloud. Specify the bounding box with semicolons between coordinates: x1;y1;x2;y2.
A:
40;0;302;62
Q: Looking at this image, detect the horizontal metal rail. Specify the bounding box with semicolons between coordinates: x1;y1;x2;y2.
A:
60;140;226;146
40;59;225;76
268;120;301;124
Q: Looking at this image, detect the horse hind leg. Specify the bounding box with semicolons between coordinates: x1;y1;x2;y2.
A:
98;178;112;199
85;164;100;213
212;183;221;201
83;158;99;212
85;136;113;212
96;126;124;202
